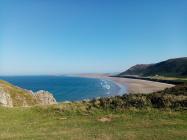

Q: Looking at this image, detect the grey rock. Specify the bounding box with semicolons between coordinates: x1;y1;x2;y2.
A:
0;89;13;107
34;90;57;105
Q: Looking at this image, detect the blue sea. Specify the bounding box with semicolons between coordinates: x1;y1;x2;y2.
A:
0;76;126;102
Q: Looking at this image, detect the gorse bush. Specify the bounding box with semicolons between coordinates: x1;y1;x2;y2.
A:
157;84;187;95
89;85;187;110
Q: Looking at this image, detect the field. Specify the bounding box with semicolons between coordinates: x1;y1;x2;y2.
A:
149;76;187;82
117;75;187;85
0;105;186;140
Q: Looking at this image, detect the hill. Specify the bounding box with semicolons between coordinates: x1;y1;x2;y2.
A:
0;80;56;107
119;57;187;77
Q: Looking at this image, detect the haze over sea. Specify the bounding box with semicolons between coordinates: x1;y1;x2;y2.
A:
0;76;125;102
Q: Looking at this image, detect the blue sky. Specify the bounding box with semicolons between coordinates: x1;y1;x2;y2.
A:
0;0;187;75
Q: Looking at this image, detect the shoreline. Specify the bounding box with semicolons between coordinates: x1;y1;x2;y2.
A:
68;74;127;96
98;77;127;96
73;74;175;94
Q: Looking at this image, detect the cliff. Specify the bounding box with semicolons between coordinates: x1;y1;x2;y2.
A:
0;80;56;107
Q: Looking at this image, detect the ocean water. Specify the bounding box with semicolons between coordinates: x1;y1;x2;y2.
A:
0;76;125;102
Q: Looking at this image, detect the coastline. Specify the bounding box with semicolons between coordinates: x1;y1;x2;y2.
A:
67;74;126;96
99;77;127;96
73;73;175;94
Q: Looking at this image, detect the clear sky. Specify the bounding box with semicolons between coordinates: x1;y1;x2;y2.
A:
0;0;187;75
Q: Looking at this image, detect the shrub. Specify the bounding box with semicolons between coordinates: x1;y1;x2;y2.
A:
89;85;187;110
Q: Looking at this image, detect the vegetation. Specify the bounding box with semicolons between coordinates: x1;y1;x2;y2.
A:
88;85;187;110
148;76;187;84
0;84;186;139
119;57;187;77
0;105;186;140
0;79;187;139
0;80;38;106
119;64;152;76
115;75;187;85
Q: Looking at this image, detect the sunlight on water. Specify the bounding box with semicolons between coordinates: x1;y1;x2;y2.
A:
0;76;126;102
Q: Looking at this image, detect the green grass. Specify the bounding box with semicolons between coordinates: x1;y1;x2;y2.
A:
149;76;187;82
147;76;187;85
0;105;186;140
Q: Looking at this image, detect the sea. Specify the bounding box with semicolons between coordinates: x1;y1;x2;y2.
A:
0;76;126;102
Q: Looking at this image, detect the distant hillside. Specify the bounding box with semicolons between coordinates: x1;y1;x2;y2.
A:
119;57;187;77
119;64;153;76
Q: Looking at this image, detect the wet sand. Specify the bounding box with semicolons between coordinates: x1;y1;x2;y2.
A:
75;74;174;94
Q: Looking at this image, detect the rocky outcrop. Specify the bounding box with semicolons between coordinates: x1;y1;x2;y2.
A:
34;90;57;105
0;80;57;107
0;89;13;107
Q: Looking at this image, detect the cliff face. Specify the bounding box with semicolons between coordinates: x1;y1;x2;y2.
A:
34;90;57;105
0;80;57;107
0;89;13;107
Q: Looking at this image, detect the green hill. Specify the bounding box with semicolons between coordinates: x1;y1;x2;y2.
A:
0;80;38;107
119;57;187;77
0;80;56;107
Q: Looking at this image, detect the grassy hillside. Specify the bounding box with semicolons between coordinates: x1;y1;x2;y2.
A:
0;105;186;140
119;57;187;77
0;80;38;106
0;85;187;139
88;85;187;110
119;64;152;76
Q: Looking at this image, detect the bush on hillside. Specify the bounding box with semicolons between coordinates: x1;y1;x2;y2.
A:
89;85;187;110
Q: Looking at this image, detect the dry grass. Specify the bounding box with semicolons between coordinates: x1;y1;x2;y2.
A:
0;80;38;106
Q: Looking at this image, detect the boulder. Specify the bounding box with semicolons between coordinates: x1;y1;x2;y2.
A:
34;90;57;105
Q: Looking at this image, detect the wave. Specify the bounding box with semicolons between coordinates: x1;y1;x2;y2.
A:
100;79;111;93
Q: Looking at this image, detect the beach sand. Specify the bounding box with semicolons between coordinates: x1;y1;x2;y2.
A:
75;74;174;94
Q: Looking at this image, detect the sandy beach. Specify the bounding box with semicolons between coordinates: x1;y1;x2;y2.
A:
75;74;174;94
